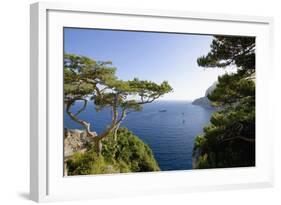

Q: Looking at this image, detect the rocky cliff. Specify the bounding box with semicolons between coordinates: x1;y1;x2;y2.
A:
64;128;97;158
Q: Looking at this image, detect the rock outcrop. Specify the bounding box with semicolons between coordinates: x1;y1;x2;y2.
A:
64;128;97;158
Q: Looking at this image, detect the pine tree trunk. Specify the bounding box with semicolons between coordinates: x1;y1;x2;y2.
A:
114;123;121;141
94;138;102;154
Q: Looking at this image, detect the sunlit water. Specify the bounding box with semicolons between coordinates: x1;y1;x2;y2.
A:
64;100;214;171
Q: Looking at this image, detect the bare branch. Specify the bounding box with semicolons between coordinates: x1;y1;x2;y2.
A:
65;100;93;136
116;108;127;124
97;123;116;140
74;99;88;116
220;135;255;143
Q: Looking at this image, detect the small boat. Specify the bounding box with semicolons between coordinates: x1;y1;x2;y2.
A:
159;109;167;112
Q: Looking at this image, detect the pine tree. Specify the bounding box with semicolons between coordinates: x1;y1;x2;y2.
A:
193;36;255;168
64;54;172;154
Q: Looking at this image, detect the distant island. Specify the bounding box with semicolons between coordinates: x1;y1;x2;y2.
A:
192;82;217;109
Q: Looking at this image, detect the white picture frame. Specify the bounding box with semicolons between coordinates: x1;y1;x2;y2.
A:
30;1;274;202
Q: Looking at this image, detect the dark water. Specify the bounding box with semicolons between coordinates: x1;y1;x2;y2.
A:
64;101;214;171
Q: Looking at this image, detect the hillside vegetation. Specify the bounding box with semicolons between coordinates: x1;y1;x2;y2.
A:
66;128;160;175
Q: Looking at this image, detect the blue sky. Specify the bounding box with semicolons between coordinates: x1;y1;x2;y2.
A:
64;28;228;100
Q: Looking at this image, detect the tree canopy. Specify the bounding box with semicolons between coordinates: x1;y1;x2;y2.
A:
197;35;255;76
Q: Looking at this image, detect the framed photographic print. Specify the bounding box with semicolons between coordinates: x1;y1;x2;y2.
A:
30;2;274;202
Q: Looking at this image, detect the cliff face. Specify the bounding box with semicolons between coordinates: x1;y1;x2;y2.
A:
192;82;217;109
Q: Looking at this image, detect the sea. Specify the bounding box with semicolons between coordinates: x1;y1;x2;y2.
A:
64;100;214;171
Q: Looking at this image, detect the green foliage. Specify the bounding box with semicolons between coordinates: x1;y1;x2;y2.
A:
93;77;173;113
197;36;255;75
64;54;172;109
128;78;173;98
66;151;116;175
194;135;207;150
193;102;255;168
196;154;210;169
67;128;160;175
193;35;255;169
207;73;255;106
64;54;116;100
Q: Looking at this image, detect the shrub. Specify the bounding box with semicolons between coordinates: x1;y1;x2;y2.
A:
66;127;160;175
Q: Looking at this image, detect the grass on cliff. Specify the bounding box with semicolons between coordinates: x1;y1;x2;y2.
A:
66;128;160;175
